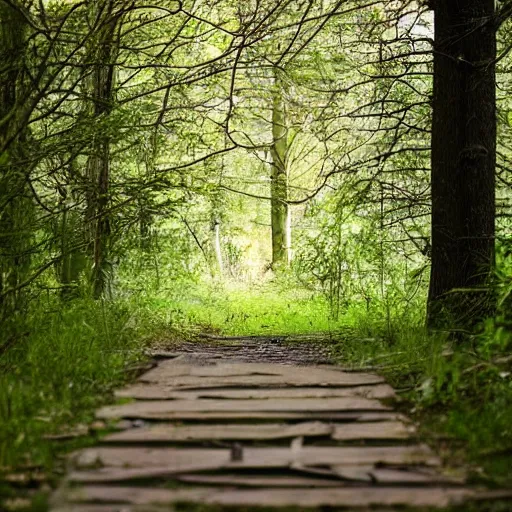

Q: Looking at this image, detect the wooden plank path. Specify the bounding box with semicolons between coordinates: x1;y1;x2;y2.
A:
51;338;508;511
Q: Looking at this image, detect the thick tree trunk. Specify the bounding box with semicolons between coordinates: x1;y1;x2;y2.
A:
270;71;290;269
427;0;497;329
0;3;33;320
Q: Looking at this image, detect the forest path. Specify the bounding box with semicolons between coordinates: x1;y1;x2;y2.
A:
52;336;505;511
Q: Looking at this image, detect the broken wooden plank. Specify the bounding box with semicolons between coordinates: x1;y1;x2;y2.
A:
115;383;396;400
96;397;390;422
73;445;440;473
65;485;473;508
332;421;416;441
103;421;333;443
332;466;464;485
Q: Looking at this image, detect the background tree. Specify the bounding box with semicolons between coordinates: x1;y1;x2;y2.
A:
270;67;291;268
85;0;123;298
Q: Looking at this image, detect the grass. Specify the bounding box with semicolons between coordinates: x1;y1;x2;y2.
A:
329;319;512;489
149;278;340;336
0;297;162;509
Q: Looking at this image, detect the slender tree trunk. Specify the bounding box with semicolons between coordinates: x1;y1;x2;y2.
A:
89;139;112;299
86;3;118;299
427;0;497;329
57;157;88;299
212;220;224;275
270;70;290;269
285;205;291;263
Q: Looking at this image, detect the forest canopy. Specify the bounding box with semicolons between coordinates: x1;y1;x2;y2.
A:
1;0;511;328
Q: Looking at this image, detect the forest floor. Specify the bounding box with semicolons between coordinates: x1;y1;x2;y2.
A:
2;282;512;511
49;335;511;512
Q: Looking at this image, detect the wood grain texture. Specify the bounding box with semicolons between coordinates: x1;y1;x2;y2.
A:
115;383;396;400
66;485;472;508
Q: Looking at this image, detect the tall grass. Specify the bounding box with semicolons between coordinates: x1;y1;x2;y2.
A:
333;301;512;487
0;298;155;471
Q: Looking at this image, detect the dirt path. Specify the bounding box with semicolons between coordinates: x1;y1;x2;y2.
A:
52;336;507;511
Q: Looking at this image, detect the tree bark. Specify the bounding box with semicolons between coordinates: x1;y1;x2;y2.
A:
270;70;290;269
427;0;497;329
0;2;33;321
85;2;119;299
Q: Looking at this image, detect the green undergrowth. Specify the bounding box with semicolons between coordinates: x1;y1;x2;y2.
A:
145;273;428;339
0;297;164;508
148;278;340;336
332;319;512;489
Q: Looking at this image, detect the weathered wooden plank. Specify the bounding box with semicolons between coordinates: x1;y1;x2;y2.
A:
177;474;344;487
102;420;415;443
332;466;464;484
96;397;390;422
65;486;215;505
66;485;473;508
139;374;385;389
141;362;285;379
103;421;333;443
69;466;209;483
209;487;472;508
139;361;385;388
74;445;440;473
98;410;402;422
332;421;416;440
115;383;396;400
